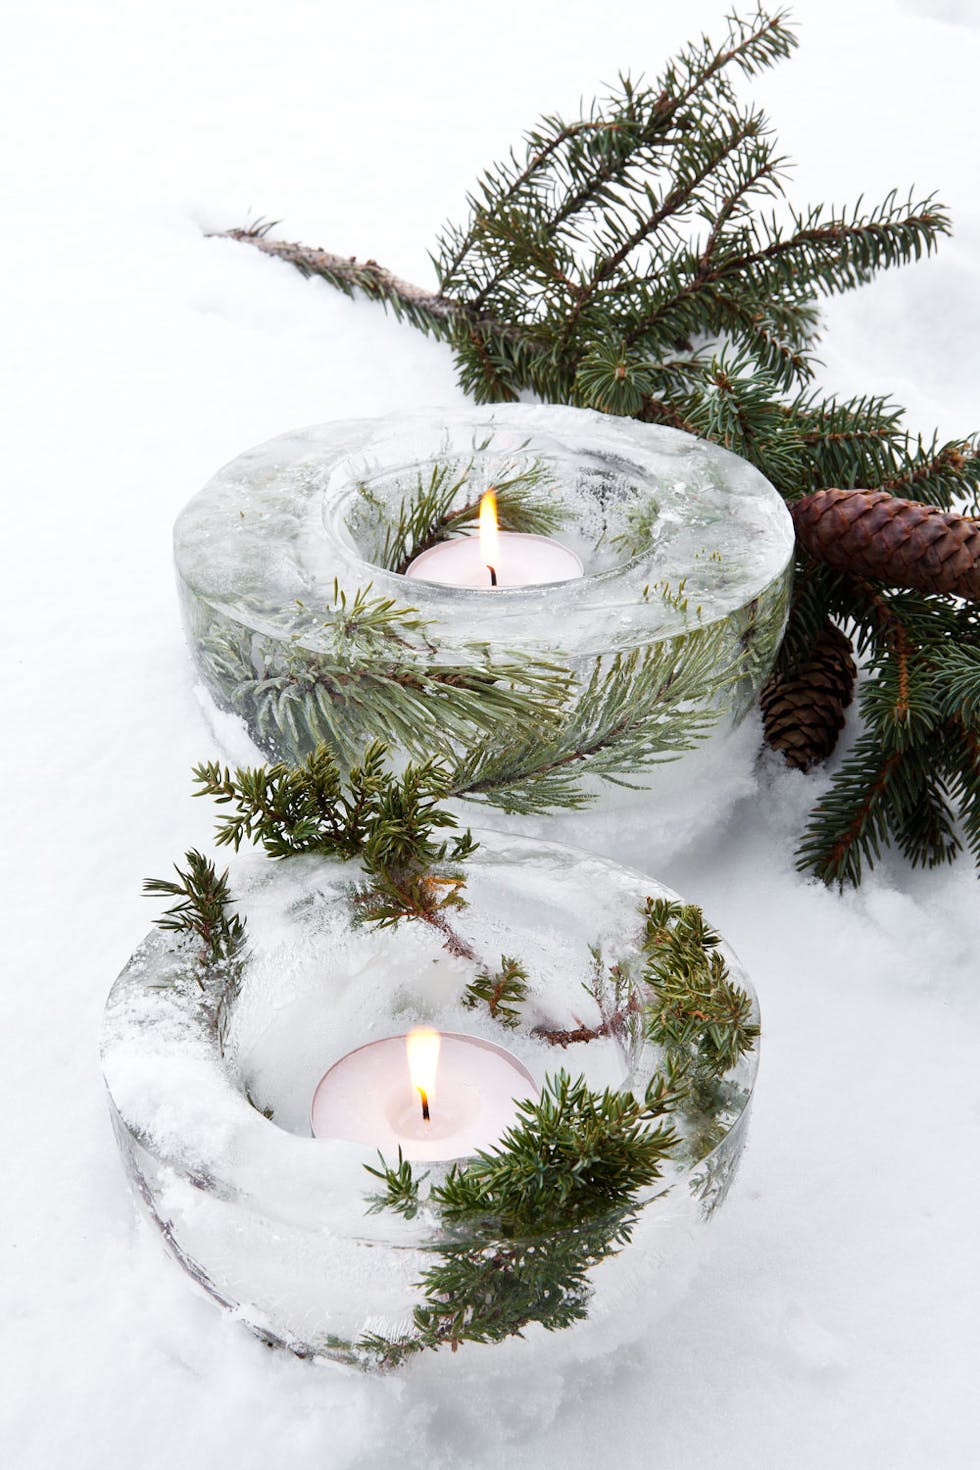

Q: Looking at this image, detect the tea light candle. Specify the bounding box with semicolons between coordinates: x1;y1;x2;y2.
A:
404;490;583;589
310;1028;537;1162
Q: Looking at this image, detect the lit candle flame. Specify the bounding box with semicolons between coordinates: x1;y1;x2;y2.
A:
479;490;500;586
406;1026;441;1123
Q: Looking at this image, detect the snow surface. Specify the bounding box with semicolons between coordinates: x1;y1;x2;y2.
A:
2;0;979;1466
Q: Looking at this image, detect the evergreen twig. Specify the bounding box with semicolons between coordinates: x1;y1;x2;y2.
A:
143;851;247;1046
462;956;529;1028
532;947;642;1048
794;583;980;885
192;741;479;947
448;625;737;814
359;1072;679;1364
364;1149;426;1219
144;850;246;966
640;897;759;1077
360;898;758;1367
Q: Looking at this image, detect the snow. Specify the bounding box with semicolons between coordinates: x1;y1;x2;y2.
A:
2;0;979;1466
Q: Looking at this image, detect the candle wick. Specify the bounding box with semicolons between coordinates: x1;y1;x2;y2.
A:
487;565;498;587
418;1087;430;1122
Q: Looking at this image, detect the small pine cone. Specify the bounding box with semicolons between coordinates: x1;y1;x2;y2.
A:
761;621;857;771
792;488;980;599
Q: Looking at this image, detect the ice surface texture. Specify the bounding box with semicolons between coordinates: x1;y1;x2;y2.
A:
174;405;794;829
102;832;759;1369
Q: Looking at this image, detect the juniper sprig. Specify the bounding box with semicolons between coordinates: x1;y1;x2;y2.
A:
143;850;246;965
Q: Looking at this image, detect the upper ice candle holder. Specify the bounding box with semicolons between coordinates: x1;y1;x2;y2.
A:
174;405;794;824
102;831;760;1371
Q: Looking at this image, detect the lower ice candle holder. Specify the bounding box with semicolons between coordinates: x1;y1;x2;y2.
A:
174;405;794;847
102;832;760;1370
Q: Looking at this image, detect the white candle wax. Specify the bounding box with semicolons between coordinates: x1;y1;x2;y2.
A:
310;1031;537;1162
404;532;583;589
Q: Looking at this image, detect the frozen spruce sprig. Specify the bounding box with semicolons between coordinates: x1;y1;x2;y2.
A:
358;900;759;1366
360;450;564;574
143;850;246;966
448;627;737;815
191;740;479;949
196;579;734;816
196;579;572;773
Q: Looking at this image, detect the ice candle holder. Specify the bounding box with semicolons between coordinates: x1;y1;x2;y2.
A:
174;406;794;846
102;832;760;1370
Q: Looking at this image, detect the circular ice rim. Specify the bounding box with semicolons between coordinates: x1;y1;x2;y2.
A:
102;828;760;1251
328;465;651;594
173;404;795;655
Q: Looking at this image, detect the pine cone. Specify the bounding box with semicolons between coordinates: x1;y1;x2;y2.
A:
792;488;980;599
761;621;857;771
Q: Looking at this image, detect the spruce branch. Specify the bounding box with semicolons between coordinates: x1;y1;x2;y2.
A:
624;190;949;359
449;625;736;815
946;720;980;863
790;391;911;491
793;583;980;884
209;6;980;884
438;9;796;297
878;437;980;509
795;734;909;887
941;645;980;724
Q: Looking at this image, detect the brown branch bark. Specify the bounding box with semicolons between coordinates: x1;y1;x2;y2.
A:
532;997;640;1047
423;908;478;962
213;227;545;356
215;227;455;317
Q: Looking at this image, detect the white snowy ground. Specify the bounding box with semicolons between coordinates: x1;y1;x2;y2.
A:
2;1;980;1466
